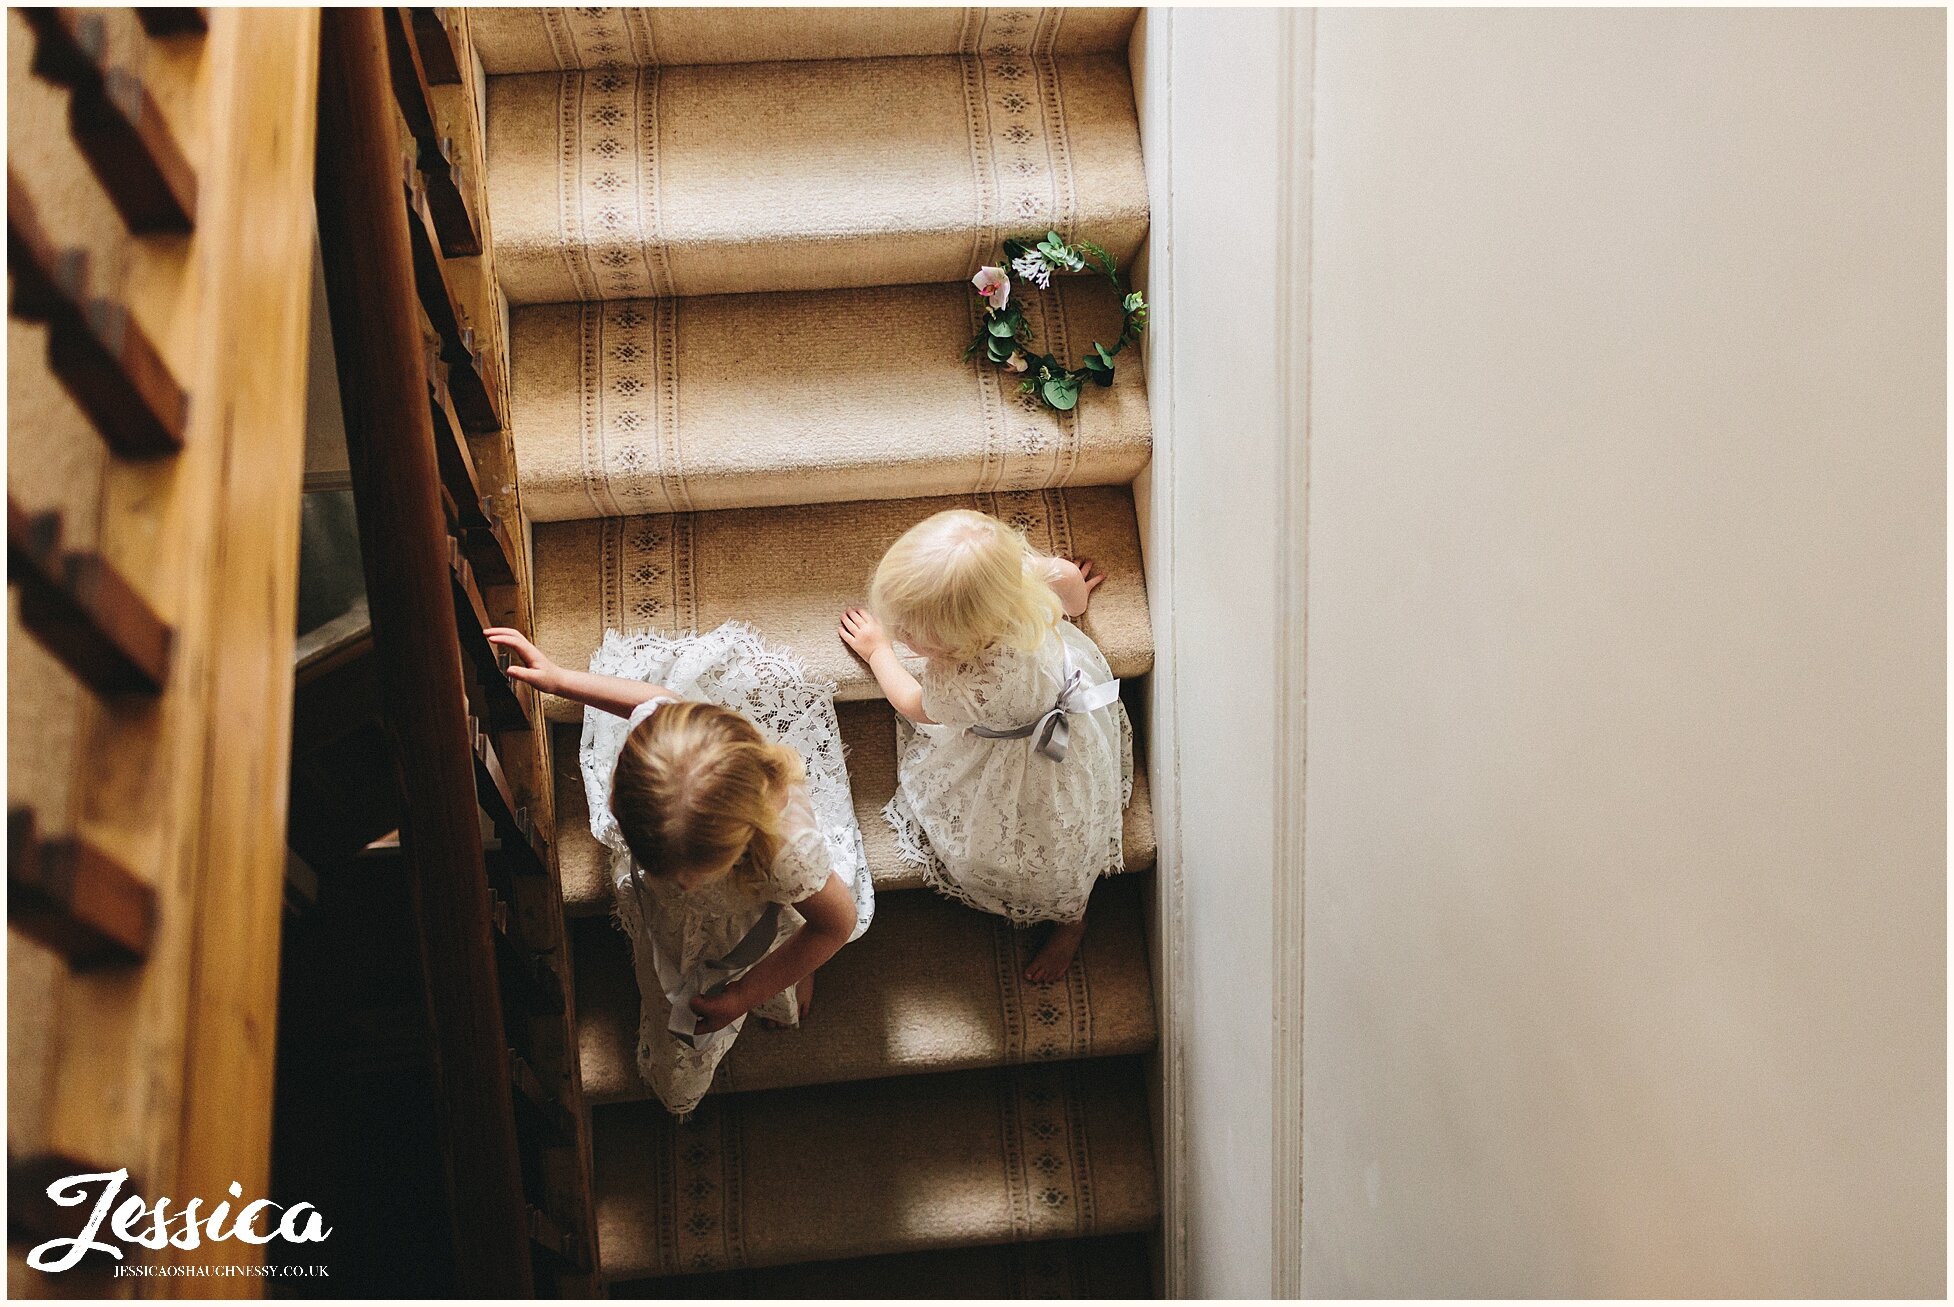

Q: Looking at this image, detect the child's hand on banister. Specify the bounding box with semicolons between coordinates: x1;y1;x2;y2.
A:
485;627;562;694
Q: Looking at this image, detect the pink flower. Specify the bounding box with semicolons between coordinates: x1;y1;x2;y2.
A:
1006;350;1029;372
972;265;1011;312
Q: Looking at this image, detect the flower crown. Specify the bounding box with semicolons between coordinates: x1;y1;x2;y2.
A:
964;231;1149;412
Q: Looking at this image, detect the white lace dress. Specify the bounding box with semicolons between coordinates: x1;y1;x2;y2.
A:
580;622;872;1116
886;620;1132;925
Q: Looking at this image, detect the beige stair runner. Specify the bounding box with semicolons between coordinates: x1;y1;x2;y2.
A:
485;48;1147;304
593;1060;1158;1282
532;485;1153;720
554;700;1158;915
615;1232;1154;1300
578;873;1157;1102
470;7;1141;74
510;280;1150;520
481;6;1160;1292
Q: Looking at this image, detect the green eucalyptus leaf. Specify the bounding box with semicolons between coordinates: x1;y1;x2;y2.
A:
989;317;1017;338
1042;378;1080;411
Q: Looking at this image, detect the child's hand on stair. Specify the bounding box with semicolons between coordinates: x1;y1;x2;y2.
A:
838;606;892;662
485;627;562;694
1044;557;1107;617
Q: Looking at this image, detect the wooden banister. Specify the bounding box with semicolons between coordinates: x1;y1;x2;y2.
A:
314;8;533;1295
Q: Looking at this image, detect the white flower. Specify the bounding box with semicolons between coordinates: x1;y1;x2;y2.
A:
1011;250;1052;289
1006;350;1029;372
972;265;1011;311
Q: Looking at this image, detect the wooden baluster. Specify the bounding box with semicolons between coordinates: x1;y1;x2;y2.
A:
385;7;481;256
8;172;191;456
9;808;158;968
22;9;199;233
410;9;463;85
137;8;209;38
402;162;500;430
9;498;173;696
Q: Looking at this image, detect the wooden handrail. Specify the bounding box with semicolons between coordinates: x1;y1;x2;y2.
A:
313;8;533;1295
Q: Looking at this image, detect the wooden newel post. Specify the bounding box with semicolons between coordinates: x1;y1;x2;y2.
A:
313;9;534;1295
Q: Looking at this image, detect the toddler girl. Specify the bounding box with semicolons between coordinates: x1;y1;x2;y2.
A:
838;510;1131;982
487;622;872;1117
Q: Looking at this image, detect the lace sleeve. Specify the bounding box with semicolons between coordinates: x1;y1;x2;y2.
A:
766;785;835;904
919;658;981;727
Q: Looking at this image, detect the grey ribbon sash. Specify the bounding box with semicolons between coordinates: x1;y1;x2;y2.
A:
968;662;1122;762
658;900;783;1049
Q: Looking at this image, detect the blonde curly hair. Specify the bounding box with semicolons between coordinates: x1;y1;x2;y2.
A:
609;700;805;889
868;509;1061;659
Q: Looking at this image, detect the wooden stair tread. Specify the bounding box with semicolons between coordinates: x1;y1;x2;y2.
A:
592;1058;1158;1282
554;700;1156;917
575;872;1155;1104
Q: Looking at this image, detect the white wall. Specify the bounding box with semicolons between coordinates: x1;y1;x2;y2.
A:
1303;9;1944;1298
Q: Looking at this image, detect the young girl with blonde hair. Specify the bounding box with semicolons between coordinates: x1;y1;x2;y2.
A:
839;509;1130;981
487;622;872;1117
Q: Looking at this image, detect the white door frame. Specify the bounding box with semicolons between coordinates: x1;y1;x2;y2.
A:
1129;8;1313;1298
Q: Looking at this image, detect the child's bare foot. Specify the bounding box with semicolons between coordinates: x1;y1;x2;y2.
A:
1024;918;1087;983
760;974;814;1028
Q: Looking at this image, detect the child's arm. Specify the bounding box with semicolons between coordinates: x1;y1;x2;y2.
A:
1041;556;1106;618
689;873;855;1034
838;607;934;724
484;627;674;718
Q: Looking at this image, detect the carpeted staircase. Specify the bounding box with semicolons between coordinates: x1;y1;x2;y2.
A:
475;8;1159;1294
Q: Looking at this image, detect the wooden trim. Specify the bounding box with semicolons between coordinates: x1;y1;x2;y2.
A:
314;9;534;1293
1128;12;1190;1298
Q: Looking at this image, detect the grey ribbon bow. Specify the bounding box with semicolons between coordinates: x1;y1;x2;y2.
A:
660;901;783;1048
969;666;1121;762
